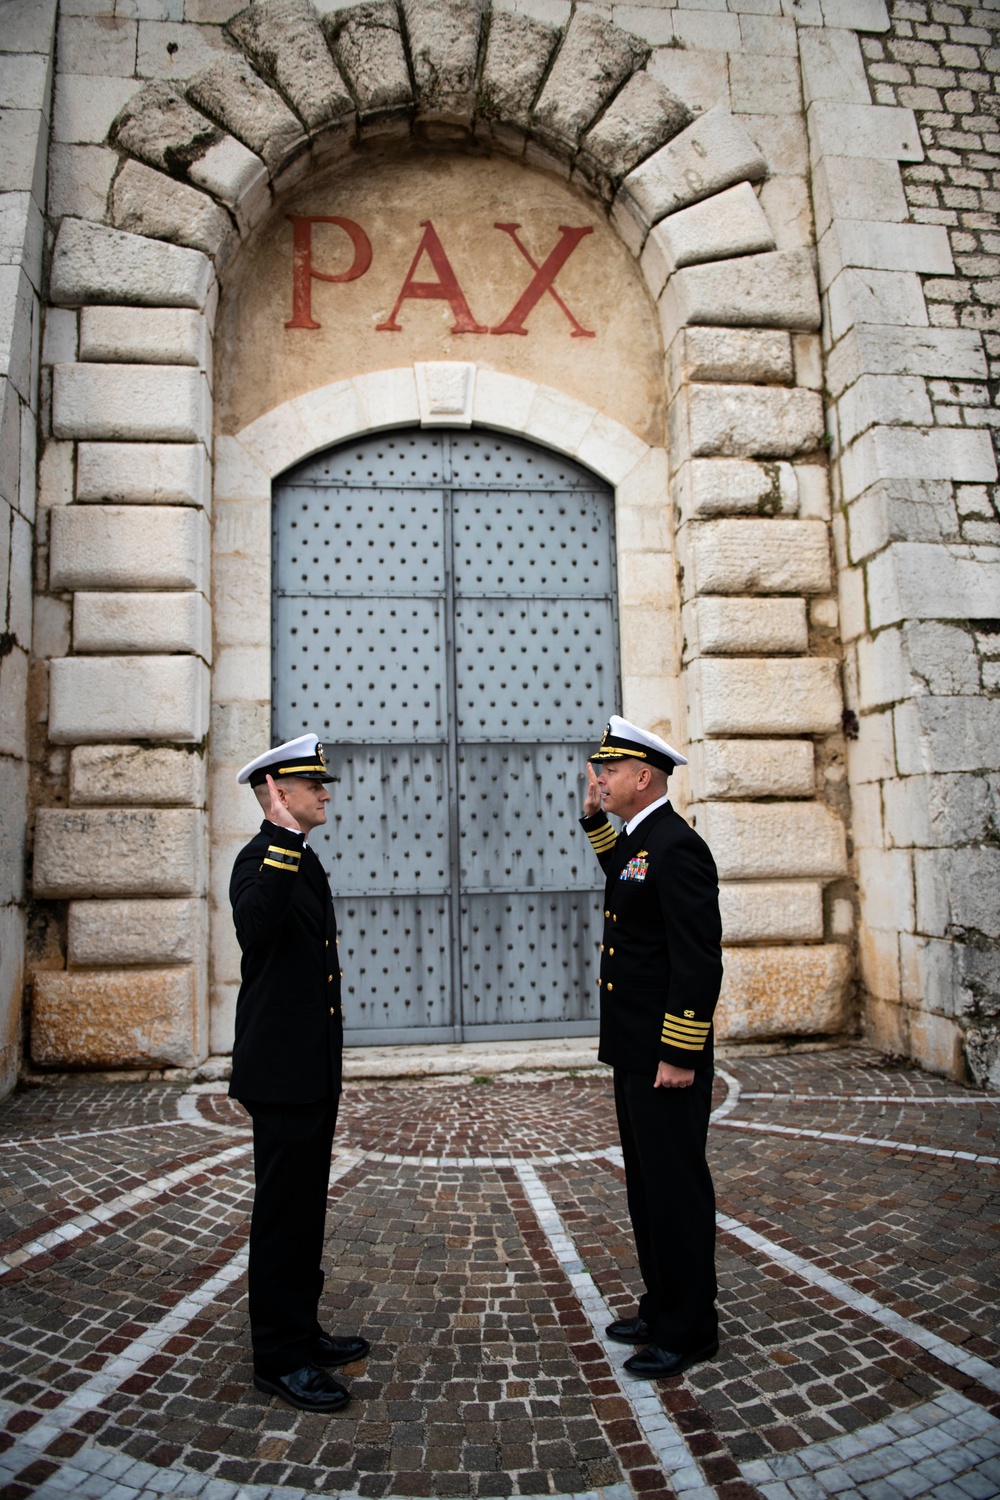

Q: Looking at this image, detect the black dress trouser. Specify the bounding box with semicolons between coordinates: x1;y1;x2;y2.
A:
614;1066;718;1353
240;1093;340;1377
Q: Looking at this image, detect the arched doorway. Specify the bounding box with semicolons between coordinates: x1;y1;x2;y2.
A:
272;427;620;1044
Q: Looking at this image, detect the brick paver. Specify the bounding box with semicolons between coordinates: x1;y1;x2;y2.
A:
0;1048;997;1500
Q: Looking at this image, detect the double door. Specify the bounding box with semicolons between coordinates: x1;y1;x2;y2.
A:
272;428;620;1043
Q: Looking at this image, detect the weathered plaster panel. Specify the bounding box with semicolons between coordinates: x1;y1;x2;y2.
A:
215;152;664;448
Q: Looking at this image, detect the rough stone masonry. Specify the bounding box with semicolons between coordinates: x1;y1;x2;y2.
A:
0;0;997;1096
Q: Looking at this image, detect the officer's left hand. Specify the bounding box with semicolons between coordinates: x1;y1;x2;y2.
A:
654;1061;695;1088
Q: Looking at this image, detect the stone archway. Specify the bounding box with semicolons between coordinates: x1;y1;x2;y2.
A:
33;0;853;1073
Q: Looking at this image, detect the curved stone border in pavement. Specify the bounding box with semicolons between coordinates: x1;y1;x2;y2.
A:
2;1066;999;1499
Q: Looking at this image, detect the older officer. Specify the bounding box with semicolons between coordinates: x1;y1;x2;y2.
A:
230;733;368;1412
581;716;724;1379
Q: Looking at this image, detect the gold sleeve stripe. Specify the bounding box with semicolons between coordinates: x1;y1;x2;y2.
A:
661;1022;711;1042
660;1034;707;1052
662;1020;712;1049
662;1013;711;1034
262;857;300;872
585;821;618;853
267;845;301;860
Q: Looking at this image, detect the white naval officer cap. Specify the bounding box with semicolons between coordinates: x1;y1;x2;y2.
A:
236;733;334;787
588;714;688;772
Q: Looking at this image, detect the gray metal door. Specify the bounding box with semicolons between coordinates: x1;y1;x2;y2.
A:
272;429;619;1044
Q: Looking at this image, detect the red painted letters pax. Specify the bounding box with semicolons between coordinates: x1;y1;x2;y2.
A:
285;216;595;337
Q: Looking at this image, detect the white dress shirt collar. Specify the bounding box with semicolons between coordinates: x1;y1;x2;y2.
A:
623;792;670;838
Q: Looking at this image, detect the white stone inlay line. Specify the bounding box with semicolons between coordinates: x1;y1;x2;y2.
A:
0;1141;253;1277
739;1392;1000;1499
13;1149;365;1449
712;1067;742;1121
0;1086;249;1151
0;1407;633;1500
738;1091;1000;1106
712;1117;1000;1166
177;1088;249;1131
0;1118;244;1152
718;1213;1000;1396
514;1161;716;1500
354;1147;627;1168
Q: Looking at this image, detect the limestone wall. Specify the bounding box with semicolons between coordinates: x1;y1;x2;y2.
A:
0;0;58;1096
811;1;1000;1086
4;0;998;1093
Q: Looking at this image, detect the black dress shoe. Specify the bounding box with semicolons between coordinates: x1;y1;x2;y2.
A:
606;1316;651;1345
312;1331;371;1368
623;1339;720;1379
253;1363;351;1412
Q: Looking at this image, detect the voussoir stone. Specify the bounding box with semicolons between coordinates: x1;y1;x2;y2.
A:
715;945;851;1041
48;657;210;744
110;160;236;265
478;10;560;131
718;883;824;945
693;739;816;800
676;384;824;459
77;442;210;507
663;249;821;333
674;458;798;521
73;591;211;660
186;54;305;174
227;0;353;130
692;657;843;737
685;596;807;656
323;2;413;117
532;12;647;149
111;85;266;220
70;744;206;806
68;898;202;967
683;518;832;595
580;70;690;184
33;807;206;898
671;328;793;388
79;306;206;367
49;219;212;310
111;82;224;177
402;0;486;124
31;966;199;1069
50;504;208;591
52;364;210;444
619;103;766;235
692;800;847;880
642;181;775;299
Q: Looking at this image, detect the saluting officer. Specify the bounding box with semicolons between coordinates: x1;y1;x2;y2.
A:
230;733;369;1413
581;716;724;1379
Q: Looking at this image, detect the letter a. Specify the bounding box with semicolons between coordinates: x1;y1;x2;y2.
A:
376;221;486;334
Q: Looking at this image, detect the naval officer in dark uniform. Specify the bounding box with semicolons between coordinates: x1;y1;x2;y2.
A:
230;733;369;1412
580;716;724;1378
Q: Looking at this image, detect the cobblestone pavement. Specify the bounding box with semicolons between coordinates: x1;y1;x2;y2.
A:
1;1049;998;1500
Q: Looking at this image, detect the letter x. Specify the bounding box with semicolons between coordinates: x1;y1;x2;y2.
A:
491;224;595;338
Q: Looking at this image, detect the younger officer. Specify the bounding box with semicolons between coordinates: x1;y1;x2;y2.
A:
230;733;369;1413
581;716;723;1378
